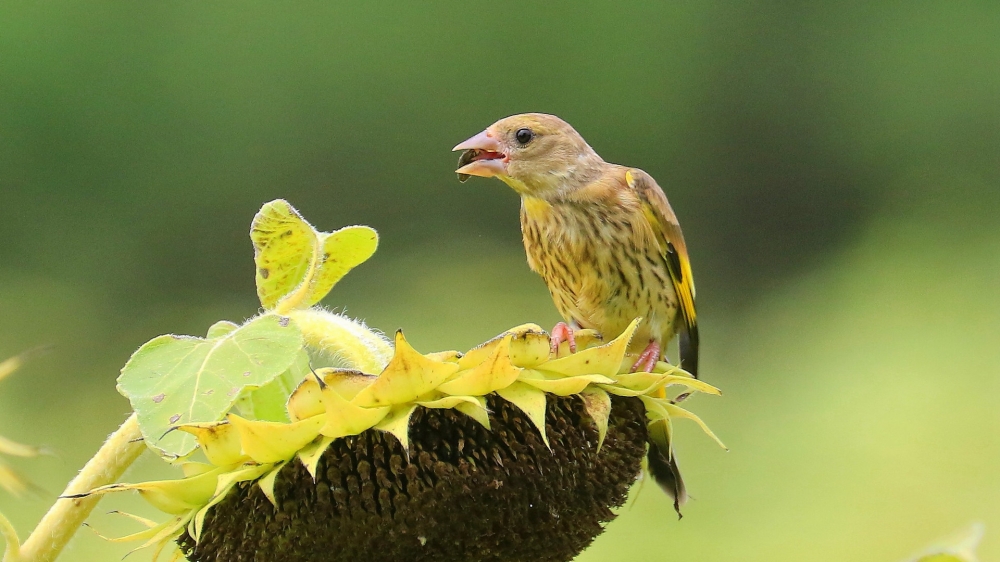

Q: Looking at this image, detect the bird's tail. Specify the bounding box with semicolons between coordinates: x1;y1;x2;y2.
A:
679;321;699;379
646;418;687;517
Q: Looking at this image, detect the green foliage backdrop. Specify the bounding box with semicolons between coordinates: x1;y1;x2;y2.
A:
0;2;997;561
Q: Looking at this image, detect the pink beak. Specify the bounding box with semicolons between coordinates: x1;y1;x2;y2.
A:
453;129;508;178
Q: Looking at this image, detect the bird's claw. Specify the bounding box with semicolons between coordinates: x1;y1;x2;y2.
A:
630;340;661;373
550;322;577;356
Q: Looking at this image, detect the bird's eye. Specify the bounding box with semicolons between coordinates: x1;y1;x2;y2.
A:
515;128;534;145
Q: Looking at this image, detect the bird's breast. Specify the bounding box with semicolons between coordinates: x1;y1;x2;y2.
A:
520;196;679;344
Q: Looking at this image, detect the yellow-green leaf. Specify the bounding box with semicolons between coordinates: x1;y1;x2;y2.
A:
205;320;239;339
251;199;378;312
118;314;304;458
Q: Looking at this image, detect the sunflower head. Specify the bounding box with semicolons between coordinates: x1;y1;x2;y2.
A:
179;394;647;562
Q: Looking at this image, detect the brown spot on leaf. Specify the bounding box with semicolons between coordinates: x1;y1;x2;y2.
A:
259;268;270;279
243;371;252;377
204;389;214;396
169;414;181;424
152;393;166;403
279;317;290;328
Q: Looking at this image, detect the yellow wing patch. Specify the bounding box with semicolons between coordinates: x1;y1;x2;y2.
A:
627;170;697;329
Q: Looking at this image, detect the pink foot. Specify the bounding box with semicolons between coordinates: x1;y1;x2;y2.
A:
550;322;577;356
630;340;661;373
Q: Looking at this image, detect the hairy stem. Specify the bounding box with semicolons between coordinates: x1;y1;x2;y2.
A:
8;414;144;562
288;308;393;374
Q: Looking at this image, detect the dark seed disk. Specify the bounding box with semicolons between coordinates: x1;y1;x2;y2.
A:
178;395;647;562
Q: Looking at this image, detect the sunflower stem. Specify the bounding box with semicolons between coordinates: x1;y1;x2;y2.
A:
287;308;393;374
8;413;145;562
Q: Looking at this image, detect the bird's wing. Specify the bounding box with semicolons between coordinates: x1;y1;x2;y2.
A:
625;168;700;377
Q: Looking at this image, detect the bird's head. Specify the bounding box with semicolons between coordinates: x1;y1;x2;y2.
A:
453;113;604;197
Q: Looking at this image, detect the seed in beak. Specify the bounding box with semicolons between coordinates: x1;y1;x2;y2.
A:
456;149;506;182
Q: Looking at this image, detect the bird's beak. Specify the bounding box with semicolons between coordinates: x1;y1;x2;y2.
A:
453;130;507;181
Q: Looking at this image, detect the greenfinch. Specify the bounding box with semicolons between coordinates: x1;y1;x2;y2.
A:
454;113;700;514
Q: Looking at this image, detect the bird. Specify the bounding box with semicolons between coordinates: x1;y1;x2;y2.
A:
453;113;699;515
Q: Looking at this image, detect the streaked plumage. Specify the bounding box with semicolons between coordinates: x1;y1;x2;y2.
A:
453;113;699;514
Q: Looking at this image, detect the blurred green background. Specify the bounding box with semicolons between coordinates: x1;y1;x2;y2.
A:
1;1;998;561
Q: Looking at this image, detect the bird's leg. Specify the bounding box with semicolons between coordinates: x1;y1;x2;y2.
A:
630;340;661;373
550;322;577;356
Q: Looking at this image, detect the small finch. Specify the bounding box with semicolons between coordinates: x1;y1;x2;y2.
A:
453;113;699;514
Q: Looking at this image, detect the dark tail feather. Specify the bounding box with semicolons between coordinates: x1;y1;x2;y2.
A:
647;420;687;517
679;321;699;379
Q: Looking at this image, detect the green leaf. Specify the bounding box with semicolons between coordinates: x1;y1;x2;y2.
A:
205;320;239;339
244;350;311;423
244;378;292;423
250;199;378;312
118;314;304;458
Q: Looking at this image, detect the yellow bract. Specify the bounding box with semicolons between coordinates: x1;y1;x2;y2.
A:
580;388;612;451
81;465;229;515
374;405;420;452
227;414;326;464
319;383;390;438
438;335;522;396
542;318;638;377
175;422;245;466
519;370;616;396
351;331;460;407
496;381;551;448
457;323;550;369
